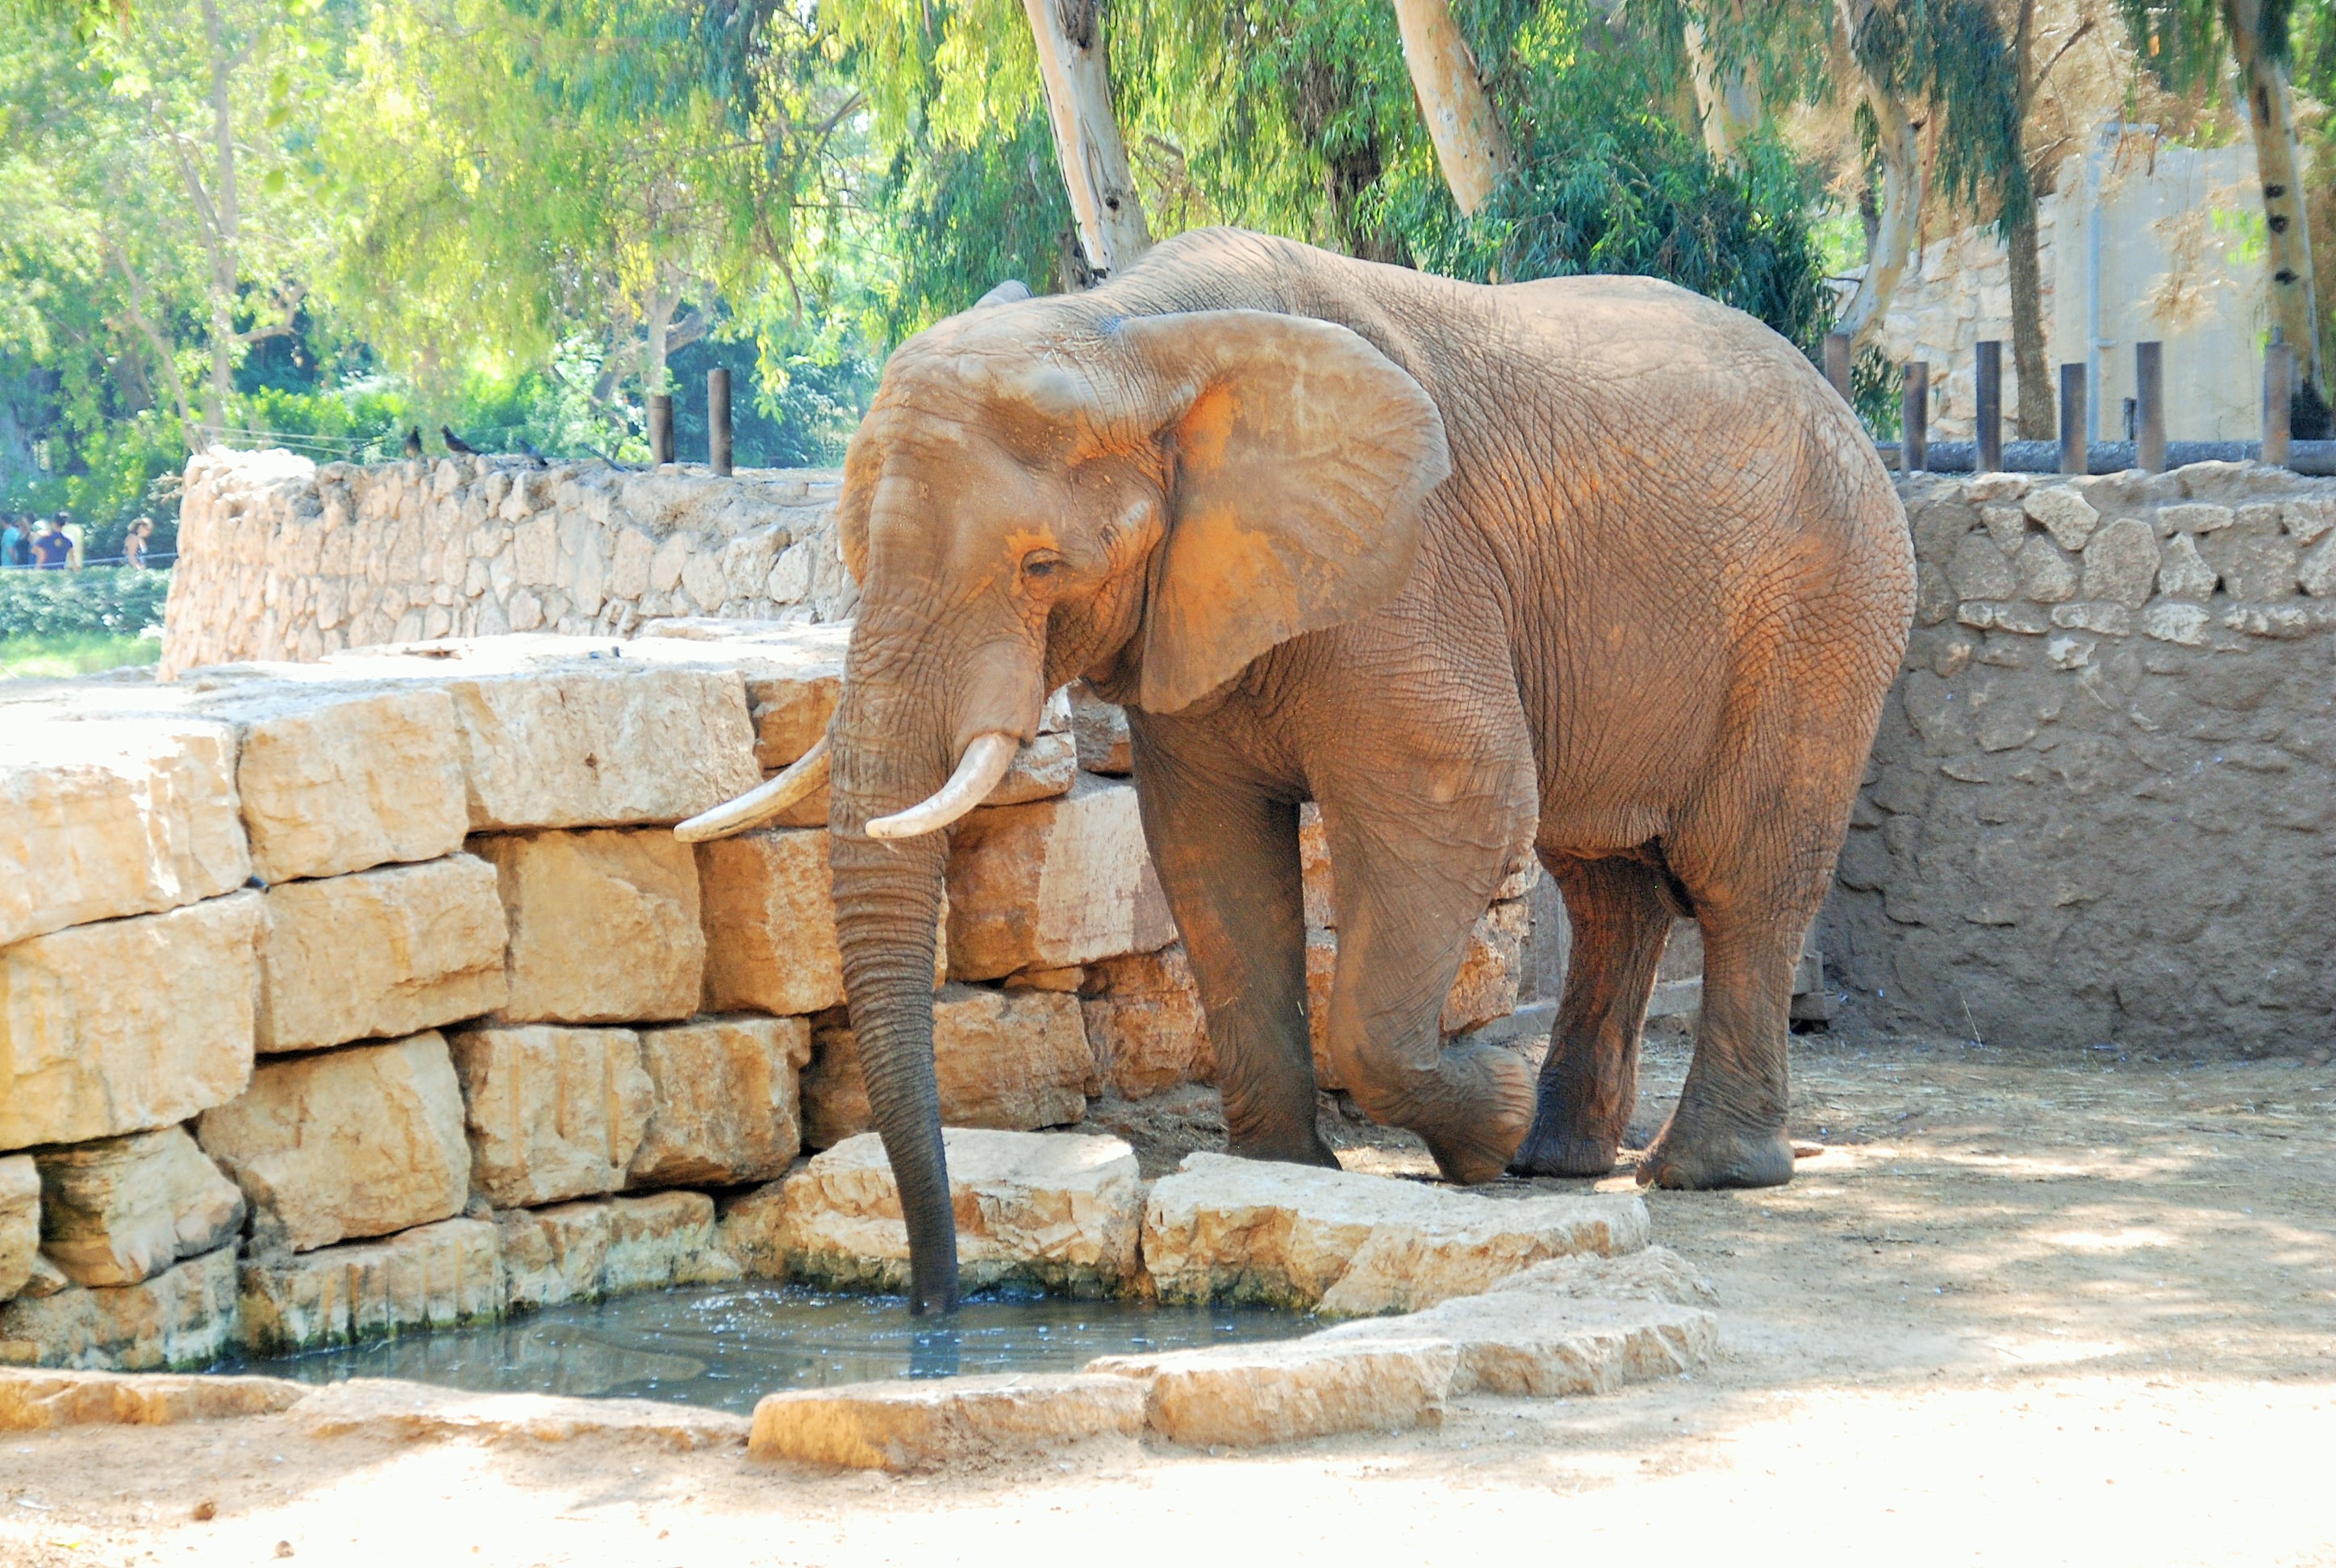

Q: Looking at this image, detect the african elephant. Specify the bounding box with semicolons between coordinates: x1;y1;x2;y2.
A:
682;227;1913;1314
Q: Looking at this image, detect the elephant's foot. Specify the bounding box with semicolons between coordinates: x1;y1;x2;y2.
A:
1226;1127;1342;1170
1508;1124;1621;1178
1404;1045;1535;1186
1636;1107;1793;1190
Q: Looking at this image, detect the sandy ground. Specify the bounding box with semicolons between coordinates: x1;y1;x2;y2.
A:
4;1027;2332;1568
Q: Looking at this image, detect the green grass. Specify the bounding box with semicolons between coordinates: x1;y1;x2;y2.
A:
0;631;164;680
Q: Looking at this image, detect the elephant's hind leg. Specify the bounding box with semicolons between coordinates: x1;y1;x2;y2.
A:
1637;911;1799;1189
1509;854;1674;1178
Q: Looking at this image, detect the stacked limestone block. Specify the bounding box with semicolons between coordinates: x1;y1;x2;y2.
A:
3;622;1548;1367
164;448;855;676
1836;463;2336;1053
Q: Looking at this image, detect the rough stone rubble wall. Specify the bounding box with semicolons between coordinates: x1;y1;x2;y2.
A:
161;448;856;676
1830;462;2336;1055
0;629;1537;1370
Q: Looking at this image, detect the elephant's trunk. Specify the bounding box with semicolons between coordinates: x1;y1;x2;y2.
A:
827;694;964;1316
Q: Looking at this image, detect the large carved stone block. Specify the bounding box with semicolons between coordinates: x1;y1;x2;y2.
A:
945;776;1174;981
196;1032;470;1253
628;1015;812;1188
475;828;703;1024
202;684;469;883
0;891;261;1151
0;1157;36;1302
1079;944;1213;1099
32;1128;244;1288
802;985;1090;1149
1142;1152;1650;1316
698;829;945;1017
257;854;508;1052
236;1216;503;1354
447;1025;651;1208
773;1129;1141;1297
0;1243;240;1371
0;717;248;949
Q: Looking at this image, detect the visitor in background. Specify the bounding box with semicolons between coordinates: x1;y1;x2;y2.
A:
30;515;72;569
60;513;82;569
0;514;24;568
123;517;153;569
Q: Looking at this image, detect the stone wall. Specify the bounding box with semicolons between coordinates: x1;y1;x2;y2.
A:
1830;463;2336;1055
0;628;1537;1370
161;448;855;677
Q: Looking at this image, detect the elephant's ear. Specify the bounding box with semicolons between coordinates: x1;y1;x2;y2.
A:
1111;311;1450;714
836;415;882;586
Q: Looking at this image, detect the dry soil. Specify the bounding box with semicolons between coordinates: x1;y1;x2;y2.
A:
4;1027;2331;1568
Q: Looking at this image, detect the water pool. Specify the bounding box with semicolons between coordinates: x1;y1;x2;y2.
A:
212;1284;1315;1415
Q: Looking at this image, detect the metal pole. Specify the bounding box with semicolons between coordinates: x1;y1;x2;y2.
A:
2058;364;2087;475
2134;341;2165;473
1900;362;1929;474
1975;340;2003;474
649;394;674;467
1824;333;1852;405
707;368;733;477
2264;333;2293;469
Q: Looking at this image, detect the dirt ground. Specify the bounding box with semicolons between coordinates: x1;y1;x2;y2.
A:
4;1026;2332;1568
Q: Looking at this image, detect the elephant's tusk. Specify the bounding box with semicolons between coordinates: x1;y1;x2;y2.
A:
674;737;831;842
866;732;1020;840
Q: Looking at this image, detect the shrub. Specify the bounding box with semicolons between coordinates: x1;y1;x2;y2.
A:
0;567;173;640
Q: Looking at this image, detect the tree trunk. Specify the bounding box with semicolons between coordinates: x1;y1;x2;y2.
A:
200;0;239;444
1020;0;1151;280
1391;0;1515;216
2226;0;2327;424
107;240;202;452
1684;17;1763;166
2005;0;2054;439
1833;0;1923;347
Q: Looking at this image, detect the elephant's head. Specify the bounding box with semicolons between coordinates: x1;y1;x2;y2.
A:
683;290;1450;1312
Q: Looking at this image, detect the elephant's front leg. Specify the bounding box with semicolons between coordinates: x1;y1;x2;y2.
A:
1316;796;1537;1184
1128;722;1335;1168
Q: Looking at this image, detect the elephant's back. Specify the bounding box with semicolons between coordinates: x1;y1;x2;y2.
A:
1457;271;1905;607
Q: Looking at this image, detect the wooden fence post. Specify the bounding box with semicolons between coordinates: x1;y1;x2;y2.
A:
1974;340;2003;474
1900;362;1929;473
708;369;733;477
1824;332;1852;405
2134;341;2165;473
2057;365;2086;475
649;395;674;467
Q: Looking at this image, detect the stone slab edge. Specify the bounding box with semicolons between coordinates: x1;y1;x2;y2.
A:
0;1366;307;1429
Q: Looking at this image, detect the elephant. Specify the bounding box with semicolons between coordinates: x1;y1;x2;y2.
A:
681;227;1914;1314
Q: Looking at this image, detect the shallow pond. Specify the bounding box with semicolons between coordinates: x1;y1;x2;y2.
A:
213;1284;1315;1415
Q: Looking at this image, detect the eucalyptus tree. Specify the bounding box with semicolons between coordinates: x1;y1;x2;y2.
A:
327;0;860;441
2115;0;2327;432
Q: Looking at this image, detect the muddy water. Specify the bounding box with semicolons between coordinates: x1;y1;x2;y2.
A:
215;1284;1314;1414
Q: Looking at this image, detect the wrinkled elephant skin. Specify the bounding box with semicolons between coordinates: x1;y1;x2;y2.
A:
814;228;1913;1312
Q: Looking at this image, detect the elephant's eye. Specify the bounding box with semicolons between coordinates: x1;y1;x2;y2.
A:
1020;552;1065;583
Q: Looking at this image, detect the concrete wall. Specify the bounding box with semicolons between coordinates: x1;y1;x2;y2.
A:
1876;135;2267;444
1831;463;2336;1055
161;448;853;677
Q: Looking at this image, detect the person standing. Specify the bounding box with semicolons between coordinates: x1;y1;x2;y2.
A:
0;514;24;569
30;515;72;569
123;517;153;569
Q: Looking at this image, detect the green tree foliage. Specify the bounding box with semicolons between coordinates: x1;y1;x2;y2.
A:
1397;3;1829;350
325;0;869;448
